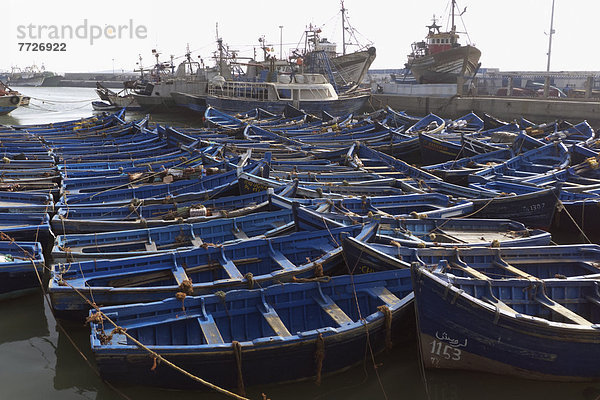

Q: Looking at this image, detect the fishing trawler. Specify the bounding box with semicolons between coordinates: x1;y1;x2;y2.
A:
4;65;60;87
132;48;222;112
292;2;376;93
406;0;481;84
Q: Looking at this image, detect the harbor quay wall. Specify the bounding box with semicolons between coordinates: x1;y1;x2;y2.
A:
370;94;600;127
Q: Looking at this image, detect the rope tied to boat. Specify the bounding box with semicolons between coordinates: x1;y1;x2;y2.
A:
232;341;246;396
315;333;325;385
377;305;393;351
292;275;331;283
314;262;323;277
175;292;187;311
98;326;127;346
585;156;599;170
215;290;227;303
1;157;9;163
178;279;194;295
150;355;160;371
244;272;254;289
129;198;143;210
409;211;427;219
85;311;104;325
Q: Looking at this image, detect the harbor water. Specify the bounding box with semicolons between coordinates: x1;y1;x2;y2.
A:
1;87;599;400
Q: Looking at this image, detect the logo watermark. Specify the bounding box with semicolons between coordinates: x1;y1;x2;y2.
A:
16;19;147;45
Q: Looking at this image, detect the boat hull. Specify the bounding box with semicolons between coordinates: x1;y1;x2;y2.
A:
205;93;370;117
470;187;559;230
410;45;481;84
0;95;22;115
411;266;600;381
91;271;415;389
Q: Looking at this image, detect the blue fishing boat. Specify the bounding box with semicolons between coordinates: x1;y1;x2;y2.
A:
0;191;54;214
405;113;445;134
396;176;560;230
51;186;290;234
52;209;294;262
0;241;45;299
344;237;600;276
418;113;484;164
49;226;361;318
411;264;600;381
294;205;551;248
469;142;570;184
88;269;414;389
0;213;54;247
423;148;513;185
58;157;268;206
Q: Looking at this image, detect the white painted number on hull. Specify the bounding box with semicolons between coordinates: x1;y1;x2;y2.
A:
430;339;462;361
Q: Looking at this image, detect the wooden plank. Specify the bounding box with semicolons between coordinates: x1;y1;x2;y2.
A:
190;237;203;247
198;316;224;344
368;286;401;307
219;252;244;280
314;293;353;326
172;263;190;286
232;228;249;240
493;258;537;280
536;295;591;325
483;294;518;314
269;248;297;271
260;305;291;337
145;242;158;252
450;261;491;281
69;239;149;252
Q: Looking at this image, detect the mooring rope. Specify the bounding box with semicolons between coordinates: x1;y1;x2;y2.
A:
314;333;325;386
232;340;246;396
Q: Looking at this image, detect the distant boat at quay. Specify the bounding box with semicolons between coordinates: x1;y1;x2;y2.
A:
205;72;370;116
406;0;481;84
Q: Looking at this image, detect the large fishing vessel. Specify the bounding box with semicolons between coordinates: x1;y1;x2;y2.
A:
2;65;61;87
293;2;376;93
407;0;481;84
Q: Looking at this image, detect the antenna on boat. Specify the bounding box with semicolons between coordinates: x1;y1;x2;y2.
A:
546;0;556;72
136;54;144;78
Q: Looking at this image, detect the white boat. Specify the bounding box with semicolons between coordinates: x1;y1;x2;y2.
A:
0;81;23;115
205;72;370;116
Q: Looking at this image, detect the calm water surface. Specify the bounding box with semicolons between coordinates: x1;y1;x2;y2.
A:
0;87;599;400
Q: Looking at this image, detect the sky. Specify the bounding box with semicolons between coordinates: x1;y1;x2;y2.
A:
2;0;598;74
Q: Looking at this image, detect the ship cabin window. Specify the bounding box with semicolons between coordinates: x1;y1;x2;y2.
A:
300;88;333;100
278;89;292;99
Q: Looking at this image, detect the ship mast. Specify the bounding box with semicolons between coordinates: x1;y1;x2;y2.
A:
216;23;224;76
451;0;456;33
546;0;556;72
341;1;346;55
